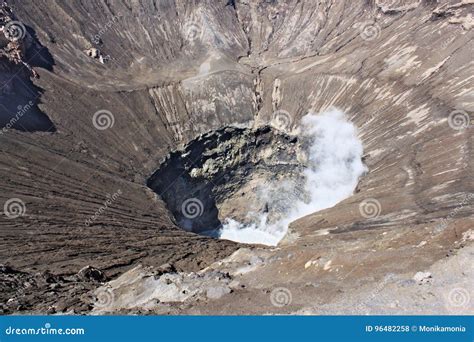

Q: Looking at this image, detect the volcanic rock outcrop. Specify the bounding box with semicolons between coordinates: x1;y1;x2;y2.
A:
147;125;305;234
0;0;472;314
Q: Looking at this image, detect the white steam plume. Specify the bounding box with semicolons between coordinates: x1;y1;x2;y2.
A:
216;108;366;246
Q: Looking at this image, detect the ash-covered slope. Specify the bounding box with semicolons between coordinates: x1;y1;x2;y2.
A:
0;0;472;314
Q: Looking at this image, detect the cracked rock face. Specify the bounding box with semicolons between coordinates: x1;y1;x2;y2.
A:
147;125;306;234
0;0;473;314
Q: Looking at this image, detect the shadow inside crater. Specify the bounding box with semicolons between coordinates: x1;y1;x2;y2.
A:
146;134;224;234
0;24;56;133
146;126;305;237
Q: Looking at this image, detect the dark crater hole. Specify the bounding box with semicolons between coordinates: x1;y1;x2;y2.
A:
147;126;308;236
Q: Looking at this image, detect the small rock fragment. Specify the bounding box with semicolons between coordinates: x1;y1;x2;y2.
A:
323;260;332;271
155;263;176;276
416;241;427;248
462;230;474;242
84;47;109;64
413;271;432;284
77;266;107;283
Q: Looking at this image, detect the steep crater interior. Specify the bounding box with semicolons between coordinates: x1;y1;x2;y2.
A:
147;125;307;240
147;110;366;246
